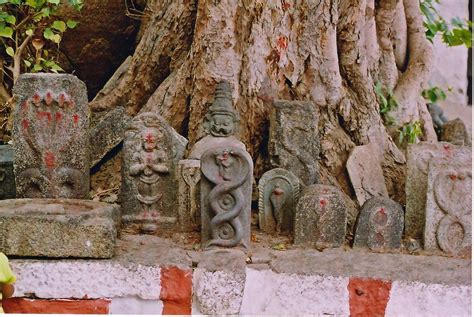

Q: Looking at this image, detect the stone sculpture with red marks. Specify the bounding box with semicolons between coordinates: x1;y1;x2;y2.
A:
353;196;404;251
121;112;187;233
12;74;89;198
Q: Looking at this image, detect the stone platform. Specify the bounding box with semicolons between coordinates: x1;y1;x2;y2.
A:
5;234;471;315
0;199;120;258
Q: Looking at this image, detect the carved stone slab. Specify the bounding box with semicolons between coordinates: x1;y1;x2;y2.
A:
353;196;404;251
424;158;472;258
405;142;471;239
0;145;15;200
121;112;187;232
294;184;347;249
12;73;89;199
269;100;320;185
346;143;388;206
0;199;120;258
201;145;253;250
177;159;201;232
258;168;300;234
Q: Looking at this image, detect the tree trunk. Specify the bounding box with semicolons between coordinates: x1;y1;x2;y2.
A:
89;0;435;204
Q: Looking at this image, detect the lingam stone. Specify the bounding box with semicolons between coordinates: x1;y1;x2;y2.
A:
440;118;471;147
201;145;253;250
424;158;472;258
121;112;187;232
258;168;300;234
0;199;120;258
405;142;471;239
269;100;320;185
0;145;15;200
189;81;246;159
177;159;201;231
353;196;404;251
346;143;388;206
12;73;89;198
294;184;347;249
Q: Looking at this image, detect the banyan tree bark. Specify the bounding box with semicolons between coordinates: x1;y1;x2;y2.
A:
89;0;435;204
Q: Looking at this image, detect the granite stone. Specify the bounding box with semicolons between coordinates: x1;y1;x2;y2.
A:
294;184;347;249
0;145;15;200
258;168;300;234
353;196;404;251
12;73;89;199
0;199;120;258
176;159;201;232
269;100;319;185
440;118;471;147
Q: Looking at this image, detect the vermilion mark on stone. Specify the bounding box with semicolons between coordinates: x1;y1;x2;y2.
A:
37;111;52;122
73;114;79;125
348;278;392;317
32;92;41;104
282;1;291;10
44;152;56;169
145;133;154;144
3;298;110;314
160;266;192;315
56;112;62;121
277;36;288;50
45;90;53;105
21;101;28;113
449;174;457;181
22;119;29;130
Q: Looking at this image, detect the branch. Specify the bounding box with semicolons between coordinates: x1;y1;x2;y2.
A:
12;34;33;84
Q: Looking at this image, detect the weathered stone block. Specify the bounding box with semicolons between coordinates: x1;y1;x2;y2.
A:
346;143;388;206
121;112;187;232
353;197;404;251
294;184;346;249
405;142;470;239
0;199;120;258
269;100;320;185
201;146;253;250
258;168;300;234
12;73;89;199
424;158;471;257
0;145;15;200
176;159;201;232
440;118;471;147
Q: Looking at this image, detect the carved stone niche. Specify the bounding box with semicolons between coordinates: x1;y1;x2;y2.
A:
201;145;253;250
424;158;472;258
12;73;89;199
121;112;187;233
258;168;300;234
353;196;404;252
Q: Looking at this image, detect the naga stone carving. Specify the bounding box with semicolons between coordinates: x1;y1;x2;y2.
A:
201;145;253;250
258;168;300;234
424;158;471;258
0;145;15;200
346;143;388;206
405;142;471;240
177;159;201;231
12;74;89;198
294;184;347;249
121;112;187;232
353;196;404;251
189;81;246;159
269;100;320;185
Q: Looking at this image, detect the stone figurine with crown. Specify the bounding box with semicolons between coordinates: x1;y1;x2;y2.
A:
190;81;253;250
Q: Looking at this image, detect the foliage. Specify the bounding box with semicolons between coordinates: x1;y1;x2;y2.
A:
398;121;423;144
422;86;447;103
420;0;472;47
0;0;83;81
375;81;397;125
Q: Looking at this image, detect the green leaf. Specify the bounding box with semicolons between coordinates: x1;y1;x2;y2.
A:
66;20;77;28
51;20;66;32
32;63;43;72
5;15;16;25
5;46;14;57
47;0;60;4
51;33;61;43
0;25;13;38
25;29;33;36
43;27;54;39
23;59;32;67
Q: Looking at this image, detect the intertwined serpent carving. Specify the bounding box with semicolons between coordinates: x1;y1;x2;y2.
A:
201;146;251;248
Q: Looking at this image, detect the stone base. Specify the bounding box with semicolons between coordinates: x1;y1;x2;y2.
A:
0;199;120;258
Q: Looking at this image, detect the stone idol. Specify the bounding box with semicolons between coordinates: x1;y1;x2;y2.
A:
353;197;404;251
295;184;347;249
176;159;201;231
12;74;89;198
269;100;320;185
122;112;187;232
424;158;471;258
190;81;252;249
258;168;300;234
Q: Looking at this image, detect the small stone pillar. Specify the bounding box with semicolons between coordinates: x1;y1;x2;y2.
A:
12;73;89;198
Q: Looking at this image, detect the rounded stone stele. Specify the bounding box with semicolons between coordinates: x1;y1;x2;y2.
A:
0;199;120;259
